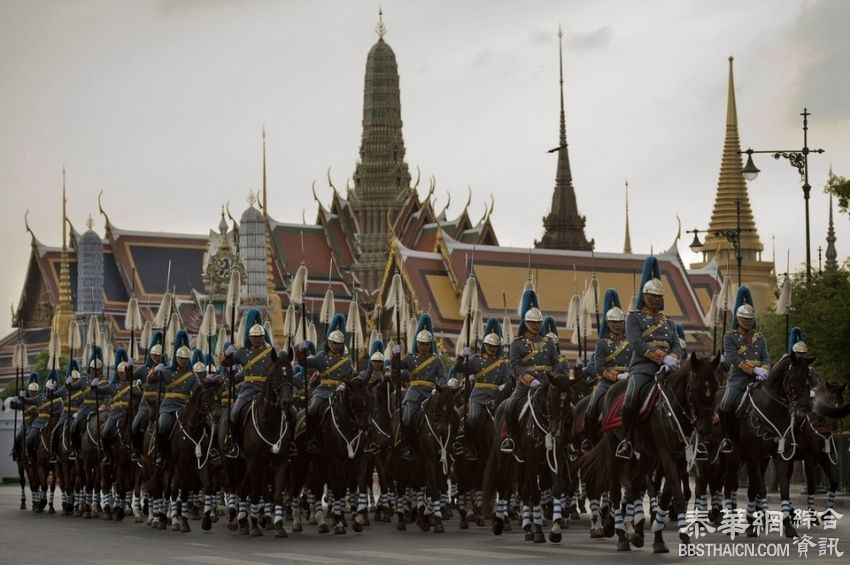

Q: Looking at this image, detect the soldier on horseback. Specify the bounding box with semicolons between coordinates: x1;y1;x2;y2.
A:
788;327;820;387
297;313;354;455
148;331;199;467
223;309;276;458
583;289;631;450
130;331;164;463
617;256;683;460
11;374;45;464
455;318;509;461
394;313;449;461
501;286;566;455
53;360;83;463
69;348;103;460
718;286;770;454
360;339;389;454
99;349;136;466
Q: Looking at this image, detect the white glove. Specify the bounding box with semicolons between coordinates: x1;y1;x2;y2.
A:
662;355;680;369
46;381;56;391
617;372;629;381
91;378;101;387
575;358;584;369
529;379;542;389
225;345;237;356
65;376;73;386
431;388;437;396
335;383;346;392
462;347;472;357
134;379;142;389
497;383;507;391
126;358;134;368
810;389;816;398
720;354;726;364
18;390;25;398
753;367;769;380
447;377;459;389
393;345;402;355
154;363;166;373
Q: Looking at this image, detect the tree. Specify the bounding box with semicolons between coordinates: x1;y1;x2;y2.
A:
760;268;850;384
0;350;68;400
824;171;850;215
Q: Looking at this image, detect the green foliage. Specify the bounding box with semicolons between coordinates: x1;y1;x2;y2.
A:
825;172;850;215
760;268;850;383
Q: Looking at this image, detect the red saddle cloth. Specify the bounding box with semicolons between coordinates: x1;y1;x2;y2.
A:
601;386;660;433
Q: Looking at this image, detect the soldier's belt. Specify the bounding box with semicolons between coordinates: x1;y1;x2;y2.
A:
319;379;341;387
37;413;50;418
523;365;551;372
166;371;193;392
143;391;158;398
244;375;268;384
410;380;435;389
164;392;190;400
242;347;272;372
319;356;350;378
646;341;670;350
473;383;498;391
83;400;97;405
111;401;129;409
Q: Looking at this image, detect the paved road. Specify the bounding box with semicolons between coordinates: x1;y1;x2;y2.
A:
1;485;848;564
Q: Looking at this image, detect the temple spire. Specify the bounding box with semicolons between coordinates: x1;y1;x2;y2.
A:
535;26;593;251
261;128;285;344
376;7;386;39
57;167;75;352
623;180;632;253
825;168;838;271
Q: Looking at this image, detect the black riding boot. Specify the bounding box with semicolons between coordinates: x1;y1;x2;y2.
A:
500;400;518;454
616;402;636;460
49;427;61;464
101;432;113;466
718;411;733;454
583;413;598;451
226;418;241;458
401;424;417;461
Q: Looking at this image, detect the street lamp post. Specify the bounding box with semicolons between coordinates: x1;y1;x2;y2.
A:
740;108;825;282
688;198;755;286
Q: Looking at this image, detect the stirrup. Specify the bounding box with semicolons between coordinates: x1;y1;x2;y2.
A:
499;437;515;454
464;447;478;462
225;445;240;459
615;439;633;460
452;441;465;456
155;454;165;468
68;450;77;461
130;451;140;463
49;454;58;464
306;439;320;455
288;443;299;457
718;438;733;454
580;438;593;451
363;442;379;455
400;447;415;461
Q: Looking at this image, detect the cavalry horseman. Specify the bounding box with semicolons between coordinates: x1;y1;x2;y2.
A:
53;360;83;463
394;313;448;461
617;256;683;460
501;286;567;456
297;313;354;455
718;286;770;454
360;338;388;454
98;348;136;466
583;289;631;450
27;370;62;464
454;318;509;461
149;331;199;466
788;327;819;387
131;331;165;462
223;308;276;458
69;347;104;459
12;373;48;464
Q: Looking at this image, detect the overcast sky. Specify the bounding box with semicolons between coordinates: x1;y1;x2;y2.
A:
1;0;848;336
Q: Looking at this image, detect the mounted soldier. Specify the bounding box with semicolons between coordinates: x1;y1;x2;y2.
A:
222;308;276;458
148;331;199;467
501;286;567;455
718;286;770;454
69;347;103;459
361;338;388;454
99;348;136;466
53;360;83;463
394;313;450;461
130;331;164;463
788;327;820;387
454;318;509;461
617;256;683;460
583;288;631;450
12;373;44;465
297;313;354;455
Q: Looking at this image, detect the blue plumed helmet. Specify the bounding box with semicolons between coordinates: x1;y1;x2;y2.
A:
190;348;204;368
170;329;191;370
47;368;59;387
482;318;504;357
788;327;807;353
636;256;664;310
369;338;385;362
112;348;129;384
67;358;80;377
88;345;104;374
413;312;436;354
675;323;686;342
324;312;347;351
599;288;624;338
145;330;164;367
27;371;39;393
243;308;271;348
517;286;542;336
732;285;756;329
541;316;558;339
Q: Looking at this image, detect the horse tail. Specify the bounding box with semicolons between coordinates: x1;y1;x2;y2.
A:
813;401;850;419
576;435;613;495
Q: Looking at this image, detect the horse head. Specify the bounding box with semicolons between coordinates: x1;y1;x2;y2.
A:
770;353;815;413
342;376;372;433
261;348;294;409
545;371;574;440
685;351;721;436
811;381;850;427
426;382;460;436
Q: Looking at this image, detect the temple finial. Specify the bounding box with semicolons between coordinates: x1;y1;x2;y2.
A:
376;7;386;39
557;24;566;149
623;180;632;254
262;126;268;219
62;166;68;251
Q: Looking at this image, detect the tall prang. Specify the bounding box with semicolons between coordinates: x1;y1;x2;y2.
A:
349;11;413;291
690;57;774;313
536;27;593;252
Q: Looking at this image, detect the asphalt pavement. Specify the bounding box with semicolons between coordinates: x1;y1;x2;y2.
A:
1;485;848;565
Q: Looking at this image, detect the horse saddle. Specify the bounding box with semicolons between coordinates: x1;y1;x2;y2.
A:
601;385;660;433
734;383;758;418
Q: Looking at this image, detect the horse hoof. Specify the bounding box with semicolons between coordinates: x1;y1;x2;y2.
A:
492;517;504;536
746;525;757;538
590;527;603;538
171;521;181;532
679;532;690;544
631;533;645;548
181;522;191;533
783;519;797;539
104;512;113;521
83;511;91;519
524;532;534;542
549;531;562;543
433;522;445;534
292;523;303;533
353;520;363;533
570;509;580;520
318;523;329;534
603;515;615;538
158;519;167;531
334;525;346;535
239;527;250;535
533;532;545;543
20;502;26;510
459;519;469;530
503;519;511;532
275;525;288;538
396;521;406;531
617;540;631;551
49;507;56;515
201;515;211;531
653;541;669;554
250;527;263;537
116;508;125;520
362;514;370;527
227;520;238;531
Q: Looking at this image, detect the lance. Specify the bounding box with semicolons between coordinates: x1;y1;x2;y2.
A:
718;276;732;346
154;261;173;439
348;287;360;374
88;312;104;466
387;270;404;414
13;327;26;467
459;256;478;423
66;319;80;454
46;320;60;465
225;267;241;440
292;261;309;436
125;270;142;443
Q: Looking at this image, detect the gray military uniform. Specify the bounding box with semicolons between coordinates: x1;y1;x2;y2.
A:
304;351;354;418
229;345;275;424
455;355;509;432
624;308;684;409
588;335;632;424
400;353;447;426
720;329;770;413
